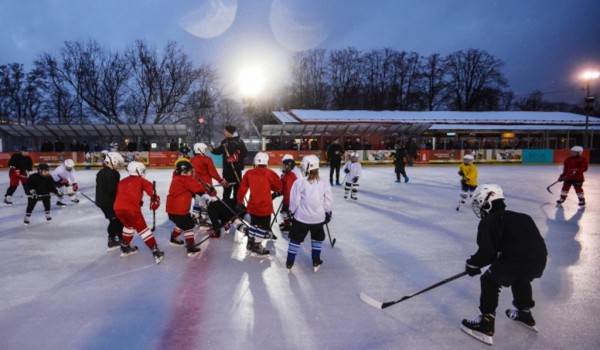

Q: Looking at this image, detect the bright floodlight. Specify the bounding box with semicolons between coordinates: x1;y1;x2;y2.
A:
239;67;266;98
583;71;600;80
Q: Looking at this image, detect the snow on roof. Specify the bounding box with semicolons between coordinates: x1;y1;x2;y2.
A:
281;110;593;125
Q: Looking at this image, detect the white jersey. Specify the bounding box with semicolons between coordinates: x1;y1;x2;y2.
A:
289;176;333;225
292;167;303;179
50;165;76;184
342;161;362;183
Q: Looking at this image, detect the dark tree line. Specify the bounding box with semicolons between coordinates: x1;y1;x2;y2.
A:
1;42;596;136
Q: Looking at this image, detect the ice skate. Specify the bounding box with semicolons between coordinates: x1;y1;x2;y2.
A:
286;261;294;274
151;245;164;264
56;201;67;207
71;198;79;203
579;201;586;207
313;257;323;272
461;313;495;345
4;195;13;206
169;236;184;246
395;179;401;183
247;240;270;256
107;236;121;251
120;244;139;257
404;177;409;183
186;245;201;258
556;198;565;204
45;212;52;221
24;214;31;225
505;309;538;332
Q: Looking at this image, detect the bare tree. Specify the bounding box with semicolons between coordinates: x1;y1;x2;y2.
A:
35;55;80;123
0;63;46;125
286;49;329;109
419;53;449;111
445;49;507;111
328;47;363;109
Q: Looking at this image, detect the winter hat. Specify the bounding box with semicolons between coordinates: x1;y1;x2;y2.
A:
225;125;237;134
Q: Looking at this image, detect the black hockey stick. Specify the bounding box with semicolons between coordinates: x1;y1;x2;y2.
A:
151;181;157;232
325;223;336;248
270;200;283;230
195;178;252;231
546;180;560;194
360;271;468;309
78;191;97;205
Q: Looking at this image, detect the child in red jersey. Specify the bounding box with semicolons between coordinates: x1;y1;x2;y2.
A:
556;146;588;207
190;142;228;224
114;161;164;264
166;160;213;257
275;154;298;232
237;152;282;255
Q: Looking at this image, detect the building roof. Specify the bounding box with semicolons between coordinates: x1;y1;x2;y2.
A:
0;123;189;138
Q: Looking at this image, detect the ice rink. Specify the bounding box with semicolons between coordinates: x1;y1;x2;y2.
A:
0;164;598;350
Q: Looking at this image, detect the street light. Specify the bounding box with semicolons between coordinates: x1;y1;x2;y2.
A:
583;71;599;149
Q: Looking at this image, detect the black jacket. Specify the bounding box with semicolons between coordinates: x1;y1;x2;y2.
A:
24;173;59;196
212;135;248;172
8;153;33;173
327;143;344;163
469;209;547;278
95;166;121;208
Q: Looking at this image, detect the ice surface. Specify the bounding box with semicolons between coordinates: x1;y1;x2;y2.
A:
0;164;598;349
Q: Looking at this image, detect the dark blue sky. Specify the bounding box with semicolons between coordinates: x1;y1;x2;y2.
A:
1;0;599;103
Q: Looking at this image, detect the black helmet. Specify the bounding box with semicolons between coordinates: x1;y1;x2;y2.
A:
20;145;29;152
37;163;50;172
282;159;295;171
175;160;193;175
180;145;191;154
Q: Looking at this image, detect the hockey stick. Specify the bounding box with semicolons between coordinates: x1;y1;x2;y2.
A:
151;181;157;232
195;177;252;231
270;200;283;230
325;223;336;248
546;180;560;194
360;271;468;309
78;191;97;205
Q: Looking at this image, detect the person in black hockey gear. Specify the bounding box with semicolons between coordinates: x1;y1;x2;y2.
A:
96;152;125;250
23;163;63;224
461;184;547;346
210;125;248;200
342;152;362;200
391;143;409;183
326;138;344;186
286;155;333;272
202;196;247;238
4;146;33;205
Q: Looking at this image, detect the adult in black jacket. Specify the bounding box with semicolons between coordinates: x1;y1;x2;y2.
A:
4;146;33;205
391;144;409;183
23;163;62;224
461;184;547;345
96;152;125;250
326;138;344;186
210;125;247;200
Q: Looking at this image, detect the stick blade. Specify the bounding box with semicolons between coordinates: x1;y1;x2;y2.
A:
546;187;553;194
360;292;384;309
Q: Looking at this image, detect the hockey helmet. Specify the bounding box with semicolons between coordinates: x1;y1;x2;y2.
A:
193;142;208;155
64;159;75;170
127;161;146;177
463;154;474;162
570;146;583;155
104;152;124;169
350;152;360;162
301;154;320;176
472;184;505;218
37;163;50;172
175;160;193;175
180;145;191;157
282;155;296;172
254;152;269;166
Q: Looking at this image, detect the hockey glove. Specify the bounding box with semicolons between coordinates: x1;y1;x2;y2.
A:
271;191;281;200
226;150;240;164
72;183;78;192
558;174;566;181
458;170;464;176
206;185;217;197
344;168;350;174
324;211;332;224
352;176;359;183
219;179;229;188
465;262;481;276
60;178;69;187
150;195;160;211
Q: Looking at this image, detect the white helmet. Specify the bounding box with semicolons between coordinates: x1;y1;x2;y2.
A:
254;152;269;166
463;154;474;162
282;154;294;161
127;161;146;177
472;184;505;218
194;142;208;155
104;152;124;169
64;159;75;169
570;146;583;155
350;152;360;161
301;154;320;176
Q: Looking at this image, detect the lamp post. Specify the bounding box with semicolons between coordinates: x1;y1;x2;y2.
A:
583;71;599;149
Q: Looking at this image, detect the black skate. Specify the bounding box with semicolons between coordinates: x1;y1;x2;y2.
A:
461;313;495;345
71;198;79;203
4;195;13;206
312;257;323;272
45;213;52;221
286;260;294;273
56;201;67;207
579;201;586;207
151;245;164;264
186;245;201;258
120;244;139;257
169;236;184;246
505;309;538;332
247;240;270;256
556;198;565;204
24;214;31;225
107;236;121;251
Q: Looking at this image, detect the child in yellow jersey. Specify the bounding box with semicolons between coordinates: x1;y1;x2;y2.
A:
457;154;478;209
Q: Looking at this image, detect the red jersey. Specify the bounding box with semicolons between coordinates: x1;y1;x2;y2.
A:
191;154;223;186
281;171;297;206
237;167;283;216
114;176;154;212
166;174;207;215
561;156;588;181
